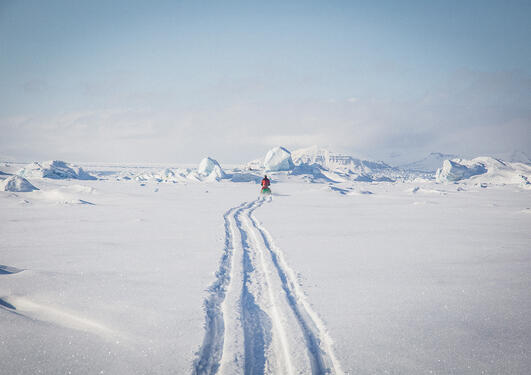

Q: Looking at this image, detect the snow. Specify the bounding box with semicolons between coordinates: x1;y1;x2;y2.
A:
18;160;96;180
0;175;39;192
1;158;530;374
198;157;226;180
257;181;531;374
0;176;252;374
263;146;295;172
436;157;531;186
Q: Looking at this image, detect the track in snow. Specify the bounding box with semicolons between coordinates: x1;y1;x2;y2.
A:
194;199;343;375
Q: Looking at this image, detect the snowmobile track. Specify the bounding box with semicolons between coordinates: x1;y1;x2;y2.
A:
248;202;343;375
194;202;249;375
194;199;343;375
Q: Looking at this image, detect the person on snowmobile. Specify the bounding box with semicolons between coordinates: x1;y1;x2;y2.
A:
261;175;270;189
261;175;271;195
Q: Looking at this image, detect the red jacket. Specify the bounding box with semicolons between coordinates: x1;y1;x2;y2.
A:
261;178;270;188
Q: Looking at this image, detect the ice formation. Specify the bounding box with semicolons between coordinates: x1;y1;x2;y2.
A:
436;157;531;185
18;161;96;180
1;175;39;192
198;157;226;180
263;146;295;172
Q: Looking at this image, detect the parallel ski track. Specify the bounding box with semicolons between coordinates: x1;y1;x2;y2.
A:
194;199;343;375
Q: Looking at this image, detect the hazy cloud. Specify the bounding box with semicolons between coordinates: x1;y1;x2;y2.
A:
1;69;530;165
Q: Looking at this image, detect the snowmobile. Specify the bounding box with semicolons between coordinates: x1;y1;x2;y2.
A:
259;186;272;201
259;175;272;200
260;186;272;196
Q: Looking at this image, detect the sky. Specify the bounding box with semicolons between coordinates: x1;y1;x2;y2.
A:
1;0;530;165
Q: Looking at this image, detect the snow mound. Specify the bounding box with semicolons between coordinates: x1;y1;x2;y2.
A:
436;157;531;186
198;157;226;180
1;175;39;192
18;161;96;180
264;147;295;172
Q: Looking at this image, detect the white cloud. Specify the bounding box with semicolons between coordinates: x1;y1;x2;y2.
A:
1;69;530;164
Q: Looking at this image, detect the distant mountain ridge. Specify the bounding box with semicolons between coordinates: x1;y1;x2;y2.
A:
400;152;460;173
494;150;531;164
291;146;393;174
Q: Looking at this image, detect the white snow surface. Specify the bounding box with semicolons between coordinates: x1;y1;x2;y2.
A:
18;160;96;180
263;146;295;171
0;175;39;192
436;156;531;186
1;161;530;374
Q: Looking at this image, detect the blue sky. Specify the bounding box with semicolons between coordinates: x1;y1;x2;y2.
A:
1;0;530;163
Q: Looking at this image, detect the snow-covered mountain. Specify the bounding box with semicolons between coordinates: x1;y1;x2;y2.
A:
400;152;459;173
290;146;392;174
244;146;401;182
493;150;531;165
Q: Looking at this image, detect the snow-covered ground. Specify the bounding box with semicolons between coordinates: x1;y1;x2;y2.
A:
1;155;530;374
258;181;531;374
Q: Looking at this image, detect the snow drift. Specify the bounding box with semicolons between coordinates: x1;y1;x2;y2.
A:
0;175;39;192
264;147;295;172
18;161;96;180
436;157;531;186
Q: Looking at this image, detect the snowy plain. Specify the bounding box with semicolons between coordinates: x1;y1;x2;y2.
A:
1;154;530;374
